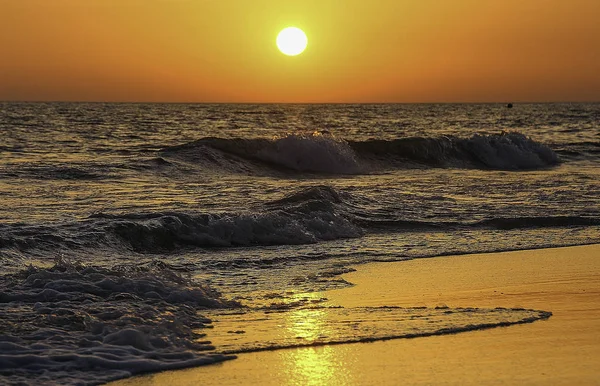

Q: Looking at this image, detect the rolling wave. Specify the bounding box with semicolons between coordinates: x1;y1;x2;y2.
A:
162;134;361;174
1;186;598;254
161;132;561;175
0;133;571;182
350;132;560;170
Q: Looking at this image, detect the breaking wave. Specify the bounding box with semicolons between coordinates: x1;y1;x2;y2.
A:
1;185;599;255
97;205;362;252
0;186;363;254
162;133;362;174
161;132;560;175
350;132;560;170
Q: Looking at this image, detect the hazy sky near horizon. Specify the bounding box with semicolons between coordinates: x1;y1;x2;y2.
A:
1;0;599;103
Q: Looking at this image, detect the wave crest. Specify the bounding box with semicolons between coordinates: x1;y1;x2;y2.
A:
461;132;560;169
106;210;361;252
351;132;560;170
256;134;361;174
3;184;599;254
162;132;559;174
163;133;361;175
95;187;363;251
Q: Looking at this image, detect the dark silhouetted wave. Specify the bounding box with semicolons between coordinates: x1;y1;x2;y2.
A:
349;132;560;170
161;132;561;175
1;186;598;254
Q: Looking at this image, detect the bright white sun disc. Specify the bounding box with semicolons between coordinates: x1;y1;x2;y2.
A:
276;27;308;56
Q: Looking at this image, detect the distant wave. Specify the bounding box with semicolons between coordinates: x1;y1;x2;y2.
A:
0;165;112;180
0;133;577;182
161;132;560;175
162;133;362;174
350;132;560;170
552;141;600;161
1;186;599;254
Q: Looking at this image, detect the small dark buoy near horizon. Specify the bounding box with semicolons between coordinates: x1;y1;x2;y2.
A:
507;103;513;108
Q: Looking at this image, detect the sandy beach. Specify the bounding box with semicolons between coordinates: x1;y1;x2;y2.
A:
109;244;600;385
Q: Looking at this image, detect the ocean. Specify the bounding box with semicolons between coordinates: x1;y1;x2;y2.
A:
1;102;599;385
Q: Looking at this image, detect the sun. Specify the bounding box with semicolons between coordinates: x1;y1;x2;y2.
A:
276;27;308;56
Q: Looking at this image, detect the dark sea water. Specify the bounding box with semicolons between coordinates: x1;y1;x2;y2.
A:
1;103;598;384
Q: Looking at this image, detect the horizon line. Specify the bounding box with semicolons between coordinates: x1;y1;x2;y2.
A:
2;100;599;105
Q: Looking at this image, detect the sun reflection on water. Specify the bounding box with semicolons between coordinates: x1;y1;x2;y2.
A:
278;295;352;386
285;307;329;342
278;346;345;386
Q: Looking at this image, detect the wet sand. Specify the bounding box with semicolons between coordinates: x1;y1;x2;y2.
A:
110;244;600;385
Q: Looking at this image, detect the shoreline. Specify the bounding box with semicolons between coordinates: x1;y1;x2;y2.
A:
110;244;600;385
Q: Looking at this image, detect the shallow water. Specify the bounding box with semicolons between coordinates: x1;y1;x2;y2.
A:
204;306;551;354
0;103;598;384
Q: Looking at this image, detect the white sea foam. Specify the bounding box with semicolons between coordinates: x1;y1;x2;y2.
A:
463;132;559;169
0;258;237;385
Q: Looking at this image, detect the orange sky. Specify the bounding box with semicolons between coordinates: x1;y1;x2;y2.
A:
1;0;599;103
